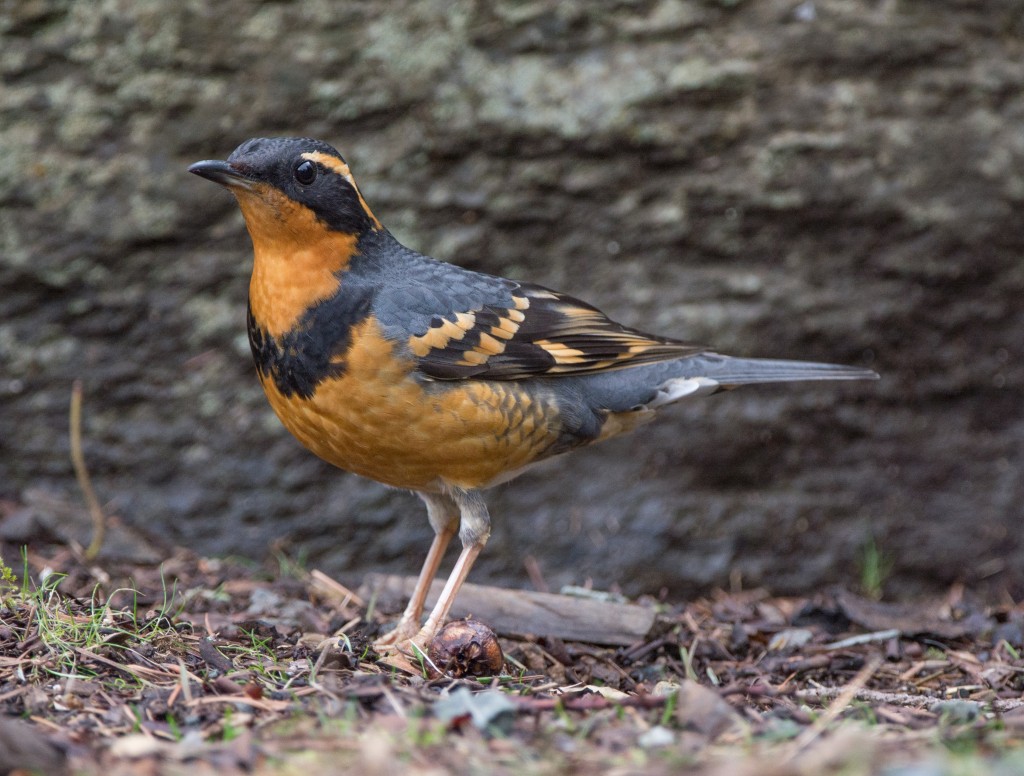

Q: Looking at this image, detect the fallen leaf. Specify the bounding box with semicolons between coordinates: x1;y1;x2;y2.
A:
676;680;747;741
432;687;516;734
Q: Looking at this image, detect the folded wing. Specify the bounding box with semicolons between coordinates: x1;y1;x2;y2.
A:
408;283;703;380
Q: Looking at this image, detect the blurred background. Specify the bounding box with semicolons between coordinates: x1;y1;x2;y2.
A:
1;0;1021;599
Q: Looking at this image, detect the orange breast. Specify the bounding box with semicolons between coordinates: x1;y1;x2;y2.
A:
258;317;563;492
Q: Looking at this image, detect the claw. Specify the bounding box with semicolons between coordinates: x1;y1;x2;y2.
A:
372;618;421;649
374;627;441;675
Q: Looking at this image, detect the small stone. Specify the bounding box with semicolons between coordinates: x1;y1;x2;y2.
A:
931;700;981;724
638;725;675;748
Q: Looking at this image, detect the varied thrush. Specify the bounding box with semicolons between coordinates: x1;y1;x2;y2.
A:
189;137;877;657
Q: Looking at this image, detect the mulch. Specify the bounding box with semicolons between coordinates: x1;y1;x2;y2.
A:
2;541;1024;775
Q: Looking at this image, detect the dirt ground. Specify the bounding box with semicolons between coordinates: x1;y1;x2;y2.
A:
3;522;1024;776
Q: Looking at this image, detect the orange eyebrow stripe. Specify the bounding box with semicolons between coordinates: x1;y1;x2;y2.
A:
300;151;383;231
302;150;353;177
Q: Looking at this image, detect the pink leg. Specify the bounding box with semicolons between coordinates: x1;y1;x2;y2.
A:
406;541;484;649
374;520;456;646
374;492;459;647
402;489;491;651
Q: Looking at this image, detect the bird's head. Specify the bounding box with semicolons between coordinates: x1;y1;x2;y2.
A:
190;137;383;337
189;137;382;244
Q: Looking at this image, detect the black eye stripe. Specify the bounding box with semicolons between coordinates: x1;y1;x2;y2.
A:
294;160;317;185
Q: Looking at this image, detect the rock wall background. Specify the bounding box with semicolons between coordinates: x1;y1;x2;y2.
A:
2;0;1022;598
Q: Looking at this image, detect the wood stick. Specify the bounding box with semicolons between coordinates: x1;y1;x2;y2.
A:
364;573;656;646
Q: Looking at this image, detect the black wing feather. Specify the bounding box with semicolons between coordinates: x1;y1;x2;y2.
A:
409;281;702;381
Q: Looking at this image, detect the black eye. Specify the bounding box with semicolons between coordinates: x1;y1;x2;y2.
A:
294;160;317;185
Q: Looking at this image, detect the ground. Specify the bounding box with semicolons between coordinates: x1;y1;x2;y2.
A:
2;536;1024;776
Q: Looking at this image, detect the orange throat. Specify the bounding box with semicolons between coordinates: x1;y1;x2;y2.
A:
234;184;360;337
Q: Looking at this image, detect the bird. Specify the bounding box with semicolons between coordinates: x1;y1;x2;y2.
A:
189;137;878;658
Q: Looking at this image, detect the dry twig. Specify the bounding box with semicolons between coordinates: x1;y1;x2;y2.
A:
70;380;106;560
786;655;883;759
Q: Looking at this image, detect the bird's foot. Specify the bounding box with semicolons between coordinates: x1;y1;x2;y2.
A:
374;625;441;675
372;617;422;649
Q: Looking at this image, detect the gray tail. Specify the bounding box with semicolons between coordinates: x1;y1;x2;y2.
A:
690;354;879;385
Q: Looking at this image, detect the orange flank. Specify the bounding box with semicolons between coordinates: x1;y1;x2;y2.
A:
258;318;559;492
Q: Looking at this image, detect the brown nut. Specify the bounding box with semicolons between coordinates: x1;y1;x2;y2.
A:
428;619;504;677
